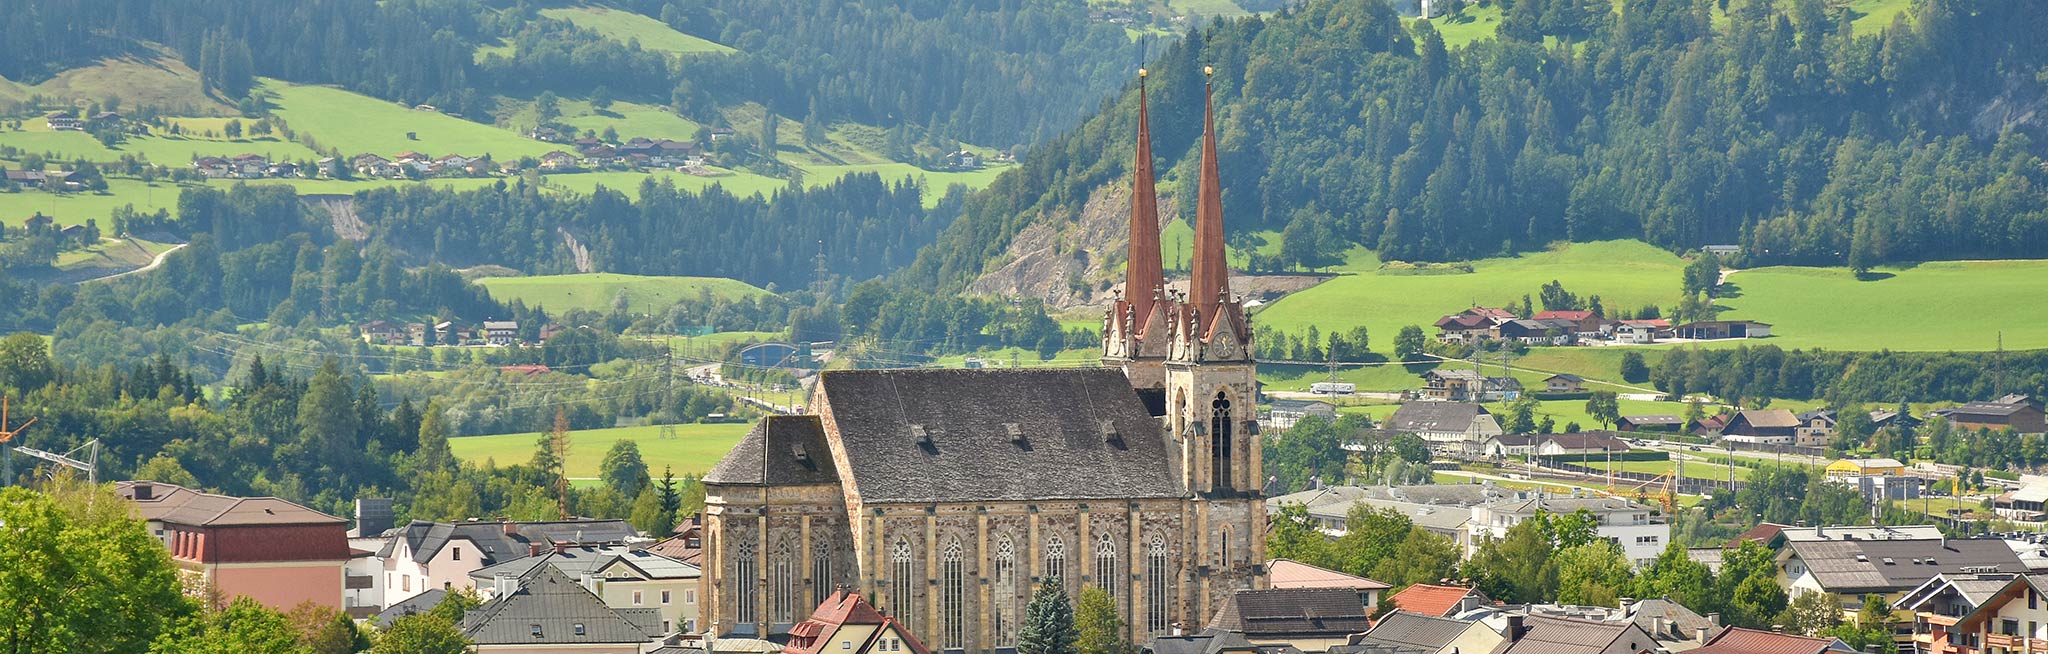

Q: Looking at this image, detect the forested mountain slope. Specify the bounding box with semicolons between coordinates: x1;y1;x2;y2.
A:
908;0;2048;294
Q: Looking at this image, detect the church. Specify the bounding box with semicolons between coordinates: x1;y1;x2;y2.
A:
700;68;1266;652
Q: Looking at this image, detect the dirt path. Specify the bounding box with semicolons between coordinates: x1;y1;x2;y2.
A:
82;242;187;283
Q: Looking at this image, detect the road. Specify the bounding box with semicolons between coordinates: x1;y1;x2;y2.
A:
82;242;188;283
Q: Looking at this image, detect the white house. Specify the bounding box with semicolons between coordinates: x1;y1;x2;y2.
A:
1469;493;1669;566
1385;401;1504;458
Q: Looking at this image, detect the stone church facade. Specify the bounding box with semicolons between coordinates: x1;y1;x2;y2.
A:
701;69;1265;652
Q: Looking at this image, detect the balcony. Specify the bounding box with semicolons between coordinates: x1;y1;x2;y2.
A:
346;575;375;590
1985;634;2046;649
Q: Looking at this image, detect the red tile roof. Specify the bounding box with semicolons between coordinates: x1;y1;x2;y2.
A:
784;591;929;654
1531;310;1595;321
1389;584;1481;617
1690;627;1849;654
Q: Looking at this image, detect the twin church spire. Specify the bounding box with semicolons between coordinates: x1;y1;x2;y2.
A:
1103;66;1251;380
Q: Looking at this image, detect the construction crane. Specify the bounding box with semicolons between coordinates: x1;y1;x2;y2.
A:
14;439;100;484
0;396;38;487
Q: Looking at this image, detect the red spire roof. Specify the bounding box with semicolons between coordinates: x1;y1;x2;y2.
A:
1188;68;1230;328
1124;70;1164;327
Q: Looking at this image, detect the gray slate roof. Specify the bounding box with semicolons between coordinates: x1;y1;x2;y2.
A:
1208;588;1374;638
1499;615;1653;654
703;415;838;486
375;588;448;628
377;518;639;565
1790;538;2029;594
1147;629;1265;654
1355;611;1474;651
468;545;700;585
460;566;658;645
1386;402;1488;433
806;368;1180;502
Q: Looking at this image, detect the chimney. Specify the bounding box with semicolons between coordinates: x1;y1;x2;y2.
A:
132;481;155;501
1505;614;1527;642
1619;597;1636;611
1706;613;1720;627
1815;523;1825;539
354;498;395;537
494;573;518;598
1171;623;1184;637
554;541;571;554
1652;616;1667;638
504;520;519;535
1695;626;1710;643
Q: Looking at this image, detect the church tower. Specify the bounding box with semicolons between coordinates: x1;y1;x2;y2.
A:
1162;67;1264;622
1102;68;1169;391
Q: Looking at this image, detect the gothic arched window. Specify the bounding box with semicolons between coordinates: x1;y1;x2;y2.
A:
1094;532;1119;598
771;540;796;623
890;538;915;625
1146;536;1171;633
994;536;1018;646
1045;536;1066;588
812;539;833;598
734;540;758;624
941;540;965;648
1211;391;1233;490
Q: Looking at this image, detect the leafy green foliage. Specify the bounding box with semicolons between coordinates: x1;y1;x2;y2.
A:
0;485;195;654
1074;586;1135;654
373;614;475;654
599;439;652;498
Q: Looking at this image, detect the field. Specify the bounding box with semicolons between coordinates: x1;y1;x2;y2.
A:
1717;261;2048;351
50;236;175;270
476;273;776;313
0;178;187;226
266;81;558;159
447;422;751;479
6;55;233;114
1254;240;1688;352
1420;3;1506;48
0;115;320;166
555;100;704;141
538;6;735;55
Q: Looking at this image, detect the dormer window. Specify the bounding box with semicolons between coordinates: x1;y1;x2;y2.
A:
574;623;586;636
531;624;543;638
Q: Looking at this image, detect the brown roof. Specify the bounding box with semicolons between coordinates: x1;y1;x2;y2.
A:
1690;627;1850;654
1207;588;1374;638
1266;559;1392;591
1737;409;1799;429
116;481;344;527
1389;584;1483;617
1531;310;1595;321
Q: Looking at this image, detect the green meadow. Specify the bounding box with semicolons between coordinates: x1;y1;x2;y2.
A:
1253;240;1688;352
447;422;751;479
1716;261;2048;351
266;81;558;159
538;6;735;55
475;273;776;313
0;117;319;165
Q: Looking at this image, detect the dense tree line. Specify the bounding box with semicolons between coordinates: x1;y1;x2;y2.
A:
911;0;2048;291
355;174;953;292
1651;345;2048;406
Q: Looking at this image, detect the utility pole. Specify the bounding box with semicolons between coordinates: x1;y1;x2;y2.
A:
0;397;38;487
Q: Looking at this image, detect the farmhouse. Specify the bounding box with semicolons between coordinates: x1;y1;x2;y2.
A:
1532;432;1631;457
1420;369;1520;402
1385;401;1503;456
1612;318;1670;344
45;110;81;130
1434;313;1496;344
1542;373;1585;393
482;320;519;346
359;319;406;345
1719;409;1799;444
1265;398;1337;430
1531;309;1603;337
192;157;232;178
1496;318;1577;345
1931;394;2047;434
4;169;48;187
1673;319;1772;340
231;153;269;177
1616;414;1682;432
540;150;580;171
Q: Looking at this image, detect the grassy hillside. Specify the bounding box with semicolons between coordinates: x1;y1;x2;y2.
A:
8;55;234;114
1716;261;2048;351
539;6;735;55
476;273;776;313
1254;240;1688;348
0;115;320;164
266;81;557;159
447;422;750;478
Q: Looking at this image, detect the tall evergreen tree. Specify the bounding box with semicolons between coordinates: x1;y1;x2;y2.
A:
1018;578;1077;654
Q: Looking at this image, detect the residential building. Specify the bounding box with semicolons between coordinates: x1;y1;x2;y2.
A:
1531;310;1603;337
1541;373;1585;393
1265;559;1392;609
1495;318;1577;345
364;518;638;608
1827;458;1908;479
1207;588;1374;652
1479;433;1539;458
1469;493;1669;566
460;566;661;654
1615;414;1683;432
1530;432;1631;458
1689;627;1854;654
360;319;407;345
1776;536;2029;601
375;588;449;627
45;111;81;130
1720;409;1800;444
482;320;519;346
1266;399;1338;430
1266;485;1481;550
469;545;701;635
1389;584;1492;618
1674;320;1773;340
1933;395;2048;434
1493;614;1660;654
783;590;930;654
1830;474;1924;503
646;514;703;566
1899;572;2048;654
1692;414;1731;436
1434;313;1496;344
1354;611;1500;654
1384;401;1503;457
1612;319;1669;344
116;480;350;610
541;151;580;171
1995;485;2048;522
1795;409;1838;447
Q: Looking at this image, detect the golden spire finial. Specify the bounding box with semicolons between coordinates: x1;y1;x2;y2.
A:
1204;65;1213;76
1139;67;1148;78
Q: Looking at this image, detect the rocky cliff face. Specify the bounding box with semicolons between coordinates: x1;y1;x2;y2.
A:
966;181;1182;310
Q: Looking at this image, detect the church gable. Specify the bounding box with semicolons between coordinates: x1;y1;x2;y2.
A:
812;368;1182;503
704;415;838;487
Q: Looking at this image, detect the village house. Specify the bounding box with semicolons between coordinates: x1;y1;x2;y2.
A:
1776;535;2028;602
482;320;519;346
1495;318;1578;345
360;518;638;609
45;110;82;131
1493;614;1663;654
1354;610;1504;654
783;591;930;654
116;481;350;611
192;157;232;178
1389;583;1493;618
1719;408;1800;444
541;150;580;171
23;212;55;231
1385;401;1504;457
1266;485;1481;551
460;567;662;654
1532;432;1631;458
1420;369;1521;402
1674;319;1773;340
359;319;407;345
1612;318;1670;344
1931;394;2047;434
1542;373;1585;393
87;111;121;130
231;153;269;177
4;169;49;188
1615;414;1683;433
469;545;701;635
1479;432;1539;458
1470;492;1669;565
1265;558;1392;610
1689;627;1854;654
1207;588;1376;653
1531;310;1604;338
1265;398;1337;430
1897;571;2044;654
1795;409;1839;447
1434;306;1517;344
